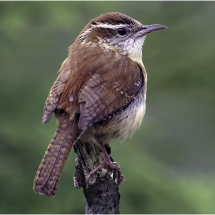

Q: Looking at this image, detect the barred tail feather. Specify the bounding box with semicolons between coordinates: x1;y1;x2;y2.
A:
33;116;78;197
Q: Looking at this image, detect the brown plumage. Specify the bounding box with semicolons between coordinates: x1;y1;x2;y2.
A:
33;12;167;197
34;113;78;196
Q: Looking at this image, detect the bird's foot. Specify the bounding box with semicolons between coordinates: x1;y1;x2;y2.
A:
86;155;120;184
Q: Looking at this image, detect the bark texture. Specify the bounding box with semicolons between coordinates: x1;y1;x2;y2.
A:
73;140;125;214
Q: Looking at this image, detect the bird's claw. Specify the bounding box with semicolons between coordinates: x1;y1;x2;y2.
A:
86;159;121;184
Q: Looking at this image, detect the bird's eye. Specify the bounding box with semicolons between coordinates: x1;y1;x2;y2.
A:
117;28;126;36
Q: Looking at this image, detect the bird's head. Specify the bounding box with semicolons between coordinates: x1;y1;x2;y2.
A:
77;12;167;63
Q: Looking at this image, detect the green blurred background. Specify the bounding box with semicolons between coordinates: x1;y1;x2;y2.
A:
1;1;215;213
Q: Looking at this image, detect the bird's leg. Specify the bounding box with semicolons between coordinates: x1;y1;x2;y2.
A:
86;138;121;183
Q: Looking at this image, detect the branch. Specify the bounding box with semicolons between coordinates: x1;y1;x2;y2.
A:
73;140;125;214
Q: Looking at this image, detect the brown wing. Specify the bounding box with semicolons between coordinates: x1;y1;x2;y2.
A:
42;58;71;124
78;60;144;131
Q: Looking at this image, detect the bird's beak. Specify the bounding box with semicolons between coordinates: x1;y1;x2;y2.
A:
135;24;167;38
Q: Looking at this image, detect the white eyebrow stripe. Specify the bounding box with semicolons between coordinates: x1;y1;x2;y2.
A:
92;22;129;29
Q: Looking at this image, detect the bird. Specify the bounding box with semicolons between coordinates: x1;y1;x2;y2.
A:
33;12;167;197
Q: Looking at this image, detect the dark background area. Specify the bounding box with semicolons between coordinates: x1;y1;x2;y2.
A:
1;1;215;213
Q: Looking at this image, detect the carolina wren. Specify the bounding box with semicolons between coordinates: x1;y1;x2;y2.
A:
33;12;167;197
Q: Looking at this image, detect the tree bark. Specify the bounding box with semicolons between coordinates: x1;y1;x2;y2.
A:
73;140;125;214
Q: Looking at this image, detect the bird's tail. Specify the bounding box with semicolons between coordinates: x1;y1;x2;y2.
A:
33;114;78;197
